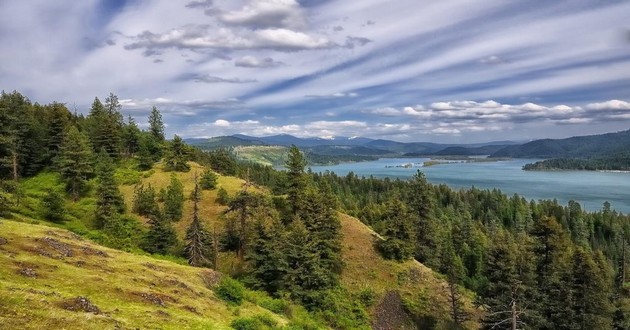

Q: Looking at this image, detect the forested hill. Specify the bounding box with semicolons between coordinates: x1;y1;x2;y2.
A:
491;129;630;158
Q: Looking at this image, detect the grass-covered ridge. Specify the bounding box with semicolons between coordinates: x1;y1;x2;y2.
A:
0;219;297;329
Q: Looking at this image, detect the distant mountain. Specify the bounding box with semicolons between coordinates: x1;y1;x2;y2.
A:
433;145;511;156
185;135;267;149
491;129;630;158
232;134;375;147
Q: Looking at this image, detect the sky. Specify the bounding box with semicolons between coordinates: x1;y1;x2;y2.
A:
1;0;630;143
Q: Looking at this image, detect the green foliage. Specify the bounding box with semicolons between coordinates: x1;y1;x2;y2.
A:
86;94;124;159
94;149;125;228
185;181;214;267
55;126;93;201
137;132;162;170
102;214;145;251
132;183;160;217
143;213;178;255
164;135;190;172
376;198;416;261
230;314;278;330
246;218;288;295
314;288;370;329
207;148;239;175
217;187;230;205
41;190;65;223
163;174;184;221
216;276;245;305
148;106;165;142
285;145;307;215
200;169;219;190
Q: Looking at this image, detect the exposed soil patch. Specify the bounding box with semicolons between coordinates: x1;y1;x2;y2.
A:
36;237;73;258
19;267;38;278
142;263;164;271
199;269;221;288
372;291;417;330
134;291;176;307
183;305;200;315
0;236;7;245
80;245;109;257
60;296;101;314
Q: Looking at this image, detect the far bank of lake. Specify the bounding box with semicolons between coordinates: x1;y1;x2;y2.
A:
309;158;630;214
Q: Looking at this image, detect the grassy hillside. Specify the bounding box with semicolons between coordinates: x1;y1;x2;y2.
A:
3;159;481;329
339;214;480;329
0;219;294;329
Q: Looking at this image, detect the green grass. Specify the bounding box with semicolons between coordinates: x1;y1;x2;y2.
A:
0;219;300;329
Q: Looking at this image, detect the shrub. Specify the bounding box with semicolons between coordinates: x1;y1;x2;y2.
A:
216;187;230;205
42;190;65;222
216;277;245;305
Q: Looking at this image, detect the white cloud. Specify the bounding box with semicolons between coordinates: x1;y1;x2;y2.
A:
220;0;306;30
235;55;284;68
586;100;630;110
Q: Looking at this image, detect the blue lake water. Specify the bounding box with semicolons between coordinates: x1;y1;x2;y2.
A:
310;158;630;214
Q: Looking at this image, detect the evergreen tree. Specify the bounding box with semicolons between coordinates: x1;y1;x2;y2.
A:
224;191;273;261
246;217;288;295
200;169;218;190
164;135;190;172
185;180;213;267
216;187;230;205
131;183;160;217
441;240;467;328
531;216;574;329
86;96;123;159
163;174;184;221
285;145;307;215
122;115;140;157
376;198;416;261
94;149;125;228
55;126;93;201
571;248;614;329
148;106;165;142
42;190;65;223
137;132;161;170
479;230;530;330
143;213;177;255
297;184;343;274
285;218;329;307
44;102;71;164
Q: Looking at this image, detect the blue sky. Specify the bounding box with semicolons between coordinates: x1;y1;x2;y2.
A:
1;0;629;143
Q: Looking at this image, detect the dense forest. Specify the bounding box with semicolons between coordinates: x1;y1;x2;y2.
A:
2;90;630;329
523;154;630;171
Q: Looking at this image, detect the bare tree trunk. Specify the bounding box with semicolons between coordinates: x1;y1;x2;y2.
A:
511;299;517;330
11;150;18;181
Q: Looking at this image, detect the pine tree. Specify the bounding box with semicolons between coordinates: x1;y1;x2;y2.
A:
86;96;123;159
143;213;177;255
164;135;190;172
376;197;416;261
42;190;65;223
137;132;161;170
247;217;288;295
216;187;230;205
285;145;307;215
44;102;71;164
55;126;93;201
479;230;530;330
131;183;159;217
163;174;184;221
148;106;165;142
285;218;328;307
224;191;272;261
200;169;219;190
185;180;212;267
94;149;125;228
571;248;614;329
441;240;467;328
122;115;140;157
297;184;343;274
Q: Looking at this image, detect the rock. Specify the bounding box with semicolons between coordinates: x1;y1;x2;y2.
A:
60;296;101;314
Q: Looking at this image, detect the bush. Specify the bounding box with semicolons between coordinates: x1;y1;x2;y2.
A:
230;314;277;330
357;288;377;307
217;187;230;205
216;277;245;305
200;169;219;190
42;190;65;222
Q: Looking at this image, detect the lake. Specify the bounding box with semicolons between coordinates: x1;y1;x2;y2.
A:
309;158;630;214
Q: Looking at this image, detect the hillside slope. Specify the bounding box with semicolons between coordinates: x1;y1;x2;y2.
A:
339;214;480;329
0;219;288;330
491;129;630;158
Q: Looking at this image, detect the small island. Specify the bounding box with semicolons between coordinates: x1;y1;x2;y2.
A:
523;155;630;172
